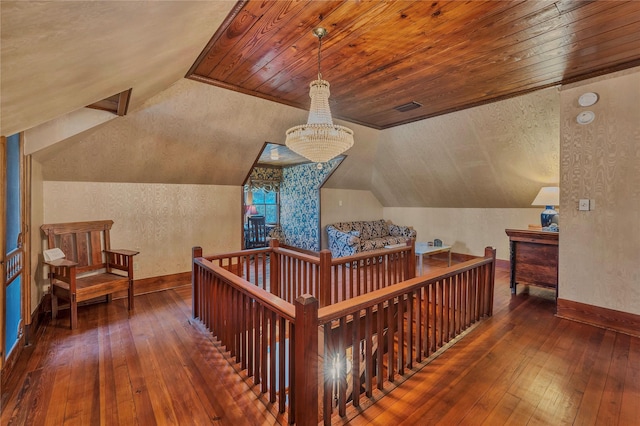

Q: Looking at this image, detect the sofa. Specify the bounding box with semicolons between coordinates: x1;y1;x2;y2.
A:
326;219;417;258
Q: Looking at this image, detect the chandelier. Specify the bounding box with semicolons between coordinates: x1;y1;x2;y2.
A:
285;27;354;163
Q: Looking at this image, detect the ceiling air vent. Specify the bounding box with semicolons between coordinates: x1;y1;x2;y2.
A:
393;101;422;112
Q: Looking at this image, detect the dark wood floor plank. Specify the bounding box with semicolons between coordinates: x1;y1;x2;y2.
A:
596;333;630;424
620;335;640;424
570;329;617;425
161;288;275;425
143;291;231;424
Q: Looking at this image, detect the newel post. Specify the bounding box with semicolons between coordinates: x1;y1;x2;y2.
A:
407;239;416;279
269;239;280;297
192;246;202;319
319;249;332;307
294;295;319;426
484;246;497;316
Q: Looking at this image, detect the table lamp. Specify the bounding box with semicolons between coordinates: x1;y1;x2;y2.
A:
246;205;258;216
531;187;559;227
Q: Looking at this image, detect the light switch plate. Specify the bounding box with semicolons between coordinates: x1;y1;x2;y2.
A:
579;199;590;211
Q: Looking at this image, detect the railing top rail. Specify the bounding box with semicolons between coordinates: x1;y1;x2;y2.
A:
195;257;296;321
273;246;321;265
317;255;494;325
331;246;411;266
202;247;271;261
330;245;413;266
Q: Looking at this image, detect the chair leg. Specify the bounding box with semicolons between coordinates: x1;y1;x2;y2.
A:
70;296;78;330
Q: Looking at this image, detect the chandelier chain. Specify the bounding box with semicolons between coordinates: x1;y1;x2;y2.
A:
317;34;323;80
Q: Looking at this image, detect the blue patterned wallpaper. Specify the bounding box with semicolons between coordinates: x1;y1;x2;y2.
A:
280;158;342;251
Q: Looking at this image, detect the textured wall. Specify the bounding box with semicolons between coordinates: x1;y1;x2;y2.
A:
383;207;541;260
1;1;235;136
42;181;240;280
29;159;44;313
559;68;640;314
374;88;559;207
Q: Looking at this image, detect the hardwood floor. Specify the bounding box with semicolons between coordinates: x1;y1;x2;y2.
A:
2;261;638;425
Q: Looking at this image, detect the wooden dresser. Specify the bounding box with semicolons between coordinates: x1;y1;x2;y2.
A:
505;229;558;297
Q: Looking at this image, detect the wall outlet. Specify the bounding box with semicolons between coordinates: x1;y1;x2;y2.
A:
578;199;590;211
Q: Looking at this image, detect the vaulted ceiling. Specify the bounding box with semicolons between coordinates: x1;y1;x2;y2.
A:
188;0;640;129
2;1;639;207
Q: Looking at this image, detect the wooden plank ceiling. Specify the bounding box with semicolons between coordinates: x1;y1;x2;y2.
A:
187;0;640;130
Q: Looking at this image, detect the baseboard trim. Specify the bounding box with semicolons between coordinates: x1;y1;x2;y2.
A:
1;334;25;387
430;252;507;268
41;271;192;313
495;258;510;269
25;295;50;345
557;298;640;338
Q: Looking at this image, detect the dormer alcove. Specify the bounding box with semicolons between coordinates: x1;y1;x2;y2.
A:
243;143;344;251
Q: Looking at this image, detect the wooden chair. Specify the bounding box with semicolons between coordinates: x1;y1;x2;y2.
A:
41;220;139;329
245;215;268;249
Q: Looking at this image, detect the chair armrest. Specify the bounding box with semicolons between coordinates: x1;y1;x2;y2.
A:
327;226;360;258
105;249;140;257
45;258;78;268
44;259;77;288
389;224;417;239
104;249;139;274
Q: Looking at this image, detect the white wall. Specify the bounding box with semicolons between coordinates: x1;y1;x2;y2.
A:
559;67;640;315
383;207;541;260
42;181;240;280
320;188;384;249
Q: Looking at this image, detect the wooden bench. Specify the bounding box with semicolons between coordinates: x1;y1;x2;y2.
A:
41;220;139;329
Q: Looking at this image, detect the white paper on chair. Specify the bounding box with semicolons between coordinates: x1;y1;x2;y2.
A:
43;248;66;262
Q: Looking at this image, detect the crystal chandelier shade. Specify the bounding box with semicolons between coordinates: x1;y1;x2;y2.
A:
285;28;354;163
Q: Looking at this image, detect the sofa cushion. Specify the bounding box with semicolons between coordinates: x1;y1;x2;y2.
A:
360;236;407;252
364;219;389;239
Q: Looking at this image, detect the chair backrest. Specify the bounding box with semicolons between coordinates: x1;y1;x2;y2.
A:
246;216;267;248
41;220;113;274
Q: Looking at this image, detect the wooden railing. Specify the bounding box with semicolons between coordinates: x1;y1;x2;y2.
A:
192;254;300;423
192;245;495;425
5;247;23;286
317;247;496;423
195;240;415;308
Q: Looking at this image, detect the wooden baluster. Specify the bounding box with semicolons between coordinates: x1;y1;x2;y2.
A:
352;310;361;408
397;294;405;375
376;301;385;390
323;323;333;424
364;306;373;397
288;321;296;424
431;282;437;353
387;296;395;382
338;317;347;417
407;290;414;369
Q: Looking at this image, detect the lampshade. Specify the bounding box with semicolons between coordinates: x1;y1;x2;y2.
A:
531;187;560;207
246;205;258;216
532;186;559;228
285;27;354;163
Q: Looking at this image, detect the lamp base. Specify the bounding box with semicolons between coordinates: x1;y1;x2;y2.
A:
540;206;558;227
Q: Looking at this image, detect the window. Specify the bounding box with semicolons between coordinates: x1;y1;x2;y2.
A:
246;187;279;224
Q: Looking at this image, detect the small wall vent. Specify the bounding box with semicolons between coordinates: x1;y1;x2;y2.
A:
393;101;422;112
